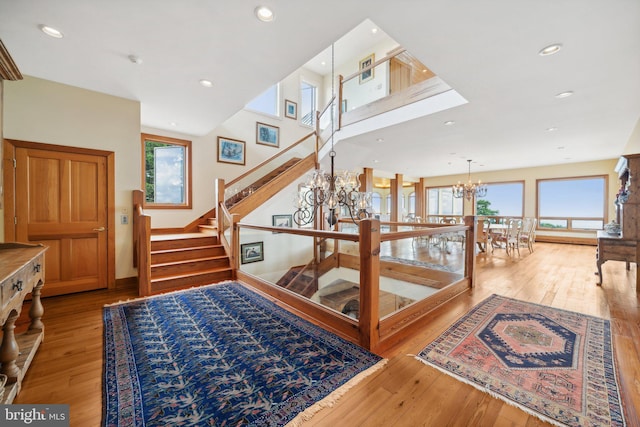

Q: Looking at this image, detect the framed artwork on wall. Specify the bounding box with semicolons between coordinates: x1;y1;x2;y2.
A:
256;122;279;148
359;53;375;84
284;99;297;119
217;136;245;165
272;214;293;228
241;241;264;264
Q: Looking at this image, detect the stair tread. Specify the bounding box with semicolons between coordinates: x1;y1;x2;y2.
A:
151;244;222;254
151;233;215;241
152;255;229;268
151;266;233;282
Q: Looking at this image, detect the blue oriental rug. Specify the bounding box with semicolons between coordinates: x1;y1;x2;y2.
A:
103;282;384;426
416;294;627;427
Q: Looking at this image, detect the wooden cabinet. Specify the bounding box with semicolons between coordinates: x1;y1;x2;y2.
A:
596;154;640;291
0;242;47;403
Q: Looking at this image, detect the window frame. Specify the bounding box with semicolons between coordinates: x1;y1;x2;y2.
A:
536;175;608;231
141;133;192;209
299;79;318;128
426;186;463;217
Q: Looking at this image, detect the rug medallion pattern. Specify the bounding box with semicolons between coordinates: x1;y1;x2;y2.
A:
416;294;626;427
103;282;382;426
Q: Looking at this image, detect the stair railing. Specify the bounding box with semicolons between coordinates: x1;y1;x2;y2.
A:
222;131;317;207
132;190;152;296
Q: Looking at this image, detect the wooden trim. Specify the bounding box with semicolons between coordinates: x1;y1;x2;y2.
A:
3;139;116;292
140;133;192;210
0;40;23;81
358;219;380;350
535;235;596;245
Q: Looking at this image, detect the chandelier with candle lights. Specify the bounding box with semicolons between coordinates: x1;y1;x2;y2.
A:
452;159;487;201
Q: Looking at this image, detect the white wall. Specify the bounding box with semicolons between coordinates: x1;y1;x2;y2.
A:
145;67;320;228
3;76;140;279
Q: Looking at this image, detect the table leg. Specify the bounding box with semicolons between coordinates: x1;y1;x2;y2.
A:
596;260;603;285
28;280;45;334
0;310;21;384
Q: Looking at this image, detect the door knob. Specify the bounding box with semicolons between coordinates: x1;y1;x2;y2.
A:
93;227;106;232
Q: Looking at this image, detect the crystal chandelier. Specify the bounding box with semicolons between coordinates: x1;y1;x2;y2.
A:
293;159;372;226
452;159;487;200
293;44;372;227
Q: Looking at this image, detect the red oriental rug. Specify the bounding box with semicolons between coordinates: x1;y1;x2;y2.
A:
416;294;627;427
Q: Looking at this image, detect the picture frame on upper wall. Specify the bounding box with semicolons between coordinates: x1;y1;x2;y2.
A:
272;214;293;228
241;241;264;264
359;53;375;84
256;122;279;148
217;136;245;165
285;99;297;120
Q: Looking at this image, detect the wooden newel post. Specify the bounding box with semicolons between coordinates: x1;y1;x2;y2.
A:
359;218;381;351
465;216;477;288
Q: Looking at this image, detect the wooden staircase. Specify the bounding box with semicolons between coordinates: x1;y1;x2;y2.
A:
149;230;232;293
275;265;318;298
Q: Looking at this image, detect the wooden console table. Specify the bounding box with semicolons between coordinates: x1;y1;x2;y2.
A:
0;242;47;403
596;230;639;292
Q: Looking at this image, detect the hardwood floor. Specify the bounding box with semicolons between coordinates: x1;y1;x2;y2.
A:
12;243;640;427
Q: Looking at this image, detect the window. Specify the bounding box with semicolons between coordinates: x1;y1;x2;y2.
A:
141;133;192;208
537;176;606;230
245;84;279;117
300;81;317;127
427;187;463;216
371;192;382;214
386;194;391;215
476;182;524;217
408;191;416;215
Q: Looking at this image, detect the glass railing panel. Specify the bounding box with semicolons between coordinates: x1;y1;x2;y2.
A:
224;134;316;206
341;60;389;112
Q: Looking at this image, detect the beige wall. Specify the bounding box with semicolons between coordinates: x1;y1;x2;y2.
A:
424;159;619;238
2;76;141;279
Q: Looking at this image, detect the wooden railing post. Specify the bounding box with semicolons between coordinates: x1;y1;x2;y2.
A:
231;213;241;278
465;216;477;288
138;215;152;296
215;178;225;240
132;190;144;268
359;218;381;351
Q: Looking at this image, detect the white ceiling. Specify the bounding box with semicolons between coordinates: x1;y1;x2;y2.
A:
1;1;639;179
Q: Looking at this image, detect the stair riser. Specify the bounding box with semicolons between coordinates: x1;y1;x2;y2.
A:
151;270;233;292
152;246;226;264
152;258;230;276
151;236;218;251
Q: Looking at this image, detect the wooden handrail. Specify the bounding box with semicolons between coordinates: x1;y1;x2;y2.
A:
226;131;316;189
342;47;407;84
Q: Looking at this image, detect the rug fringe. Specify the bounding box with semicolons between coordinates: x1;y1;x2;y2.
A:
413;356;568;427
103;280;235;307
285;359;388;427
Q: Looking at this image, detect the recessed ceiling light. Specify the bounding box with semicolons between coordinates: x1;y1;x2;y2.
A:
376;138;384;142
546;127;558;132
373;160;380;163
320;61;326;66
538;43;562;56
39;25;63;38
557;146;565;150
371;28;378;34
555;91;574;99
170;122;177;127
128;55;143;65
199;79;213;88
254;6;275;22
444;120;455;126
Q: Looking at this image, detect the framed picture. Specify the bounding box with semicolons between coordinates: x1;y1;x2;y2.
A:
256;122;279;148
285;99;297;119
217;136;245;165
359;53;375;84
241;241;264;264
272;214;293;228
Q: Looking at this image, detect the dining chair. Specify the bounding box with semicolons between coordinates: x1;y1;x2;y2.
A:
519;217;537;253
476;217;493;253
494;218;521;255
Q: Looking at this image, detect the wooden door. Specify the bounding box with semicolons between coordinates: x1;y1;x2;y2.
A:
8;142;112;297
